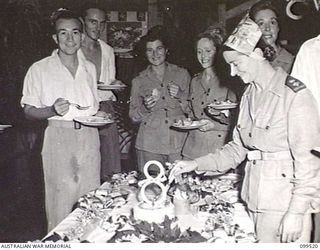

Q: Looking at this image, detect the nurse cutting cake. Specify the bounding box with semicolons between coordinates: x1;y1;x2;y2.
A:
169;14;320;243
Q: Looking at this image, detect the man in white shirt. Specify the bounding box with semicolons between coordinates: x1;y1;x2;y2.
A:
291;35;320;242
80;5;122;181
291;35;320;113
21;9;102;231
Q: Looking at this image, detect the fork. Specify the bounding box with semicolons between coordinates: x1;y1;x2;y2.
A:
69;103;90;110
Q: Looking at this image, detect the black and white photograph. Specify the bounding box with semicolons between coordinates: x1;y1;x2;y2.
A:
0;0;320;247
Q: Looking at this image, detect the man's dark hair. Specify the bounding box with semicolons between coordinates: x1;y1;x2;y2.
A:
50;9;83;34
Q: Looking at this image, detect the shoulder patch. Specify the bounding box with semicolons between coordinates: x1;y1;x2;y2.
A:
285;76;306;93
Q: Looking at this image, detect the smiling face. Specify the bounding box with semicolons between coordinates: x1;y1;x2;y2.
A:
223;50;257;84
52;18;84;56
196;38;217;69
254;9;279;47
146;40;167;66
84;8;106;41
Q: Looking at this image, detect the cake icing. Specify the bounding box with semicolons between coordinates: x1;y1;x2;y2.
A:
133;200;175;223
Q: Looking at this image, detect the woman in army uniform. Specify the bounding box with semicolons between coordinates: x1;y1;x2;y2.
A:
169;15;320;243
249;0;294;73
129;27;190;172
182;31;237;159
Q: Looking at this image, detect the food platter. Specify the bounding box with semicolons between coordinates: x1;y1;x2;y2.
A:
0;124;12;131
207;101;238;110
171;119;207;130
74;116;114;127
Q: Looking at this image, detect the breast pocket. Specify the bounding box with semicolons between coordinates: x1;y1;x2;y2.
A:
255;117;271;131
254;115;287;149
256;114;285;128
254;115;286;135
236;111;252;143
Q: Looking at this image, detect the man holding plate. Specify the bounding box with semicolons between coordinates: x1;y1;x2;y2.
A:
80;4;124;181
21;9;103;231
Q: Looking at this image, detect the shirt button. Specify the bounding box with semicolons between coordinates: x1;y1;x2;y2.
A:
144;122;147;125
201;102;204;105
218;134;222;137
165;120;168;124
214;99;217;102
237;124;241;128
161;84;164;87
252;160;256;164
281;173;286;177
266;125;270;130
249;132;252;137
162;96;165;100
192;97;194;100
201;112;204;116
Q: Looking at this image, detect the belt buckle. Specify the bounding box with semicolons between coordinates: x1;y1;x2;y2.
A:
74;121;81;130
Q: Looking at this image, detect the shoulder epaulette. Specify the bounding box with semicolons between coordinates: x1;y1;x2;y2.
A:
285;76;306;93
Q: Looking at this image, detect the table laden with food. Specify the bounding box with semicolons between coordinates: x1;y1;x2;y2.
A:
41;161;256;243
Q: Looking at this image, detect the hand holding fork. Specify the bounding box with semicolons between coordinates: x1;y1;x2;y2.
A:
69;102;90;110
52;98;90;117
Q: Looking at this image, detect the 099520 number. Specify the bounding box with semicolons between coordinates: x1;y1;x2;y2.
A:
300;244;319;248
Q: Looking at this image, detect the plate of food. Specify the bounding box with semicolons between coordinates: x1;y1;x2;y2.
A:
207;100;238;110
171;118;207;130
74;116;114;127
98;81;126;90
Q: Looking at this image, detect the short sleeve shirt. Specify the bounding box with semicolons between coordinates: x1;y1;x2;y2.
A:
21;50;99;121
